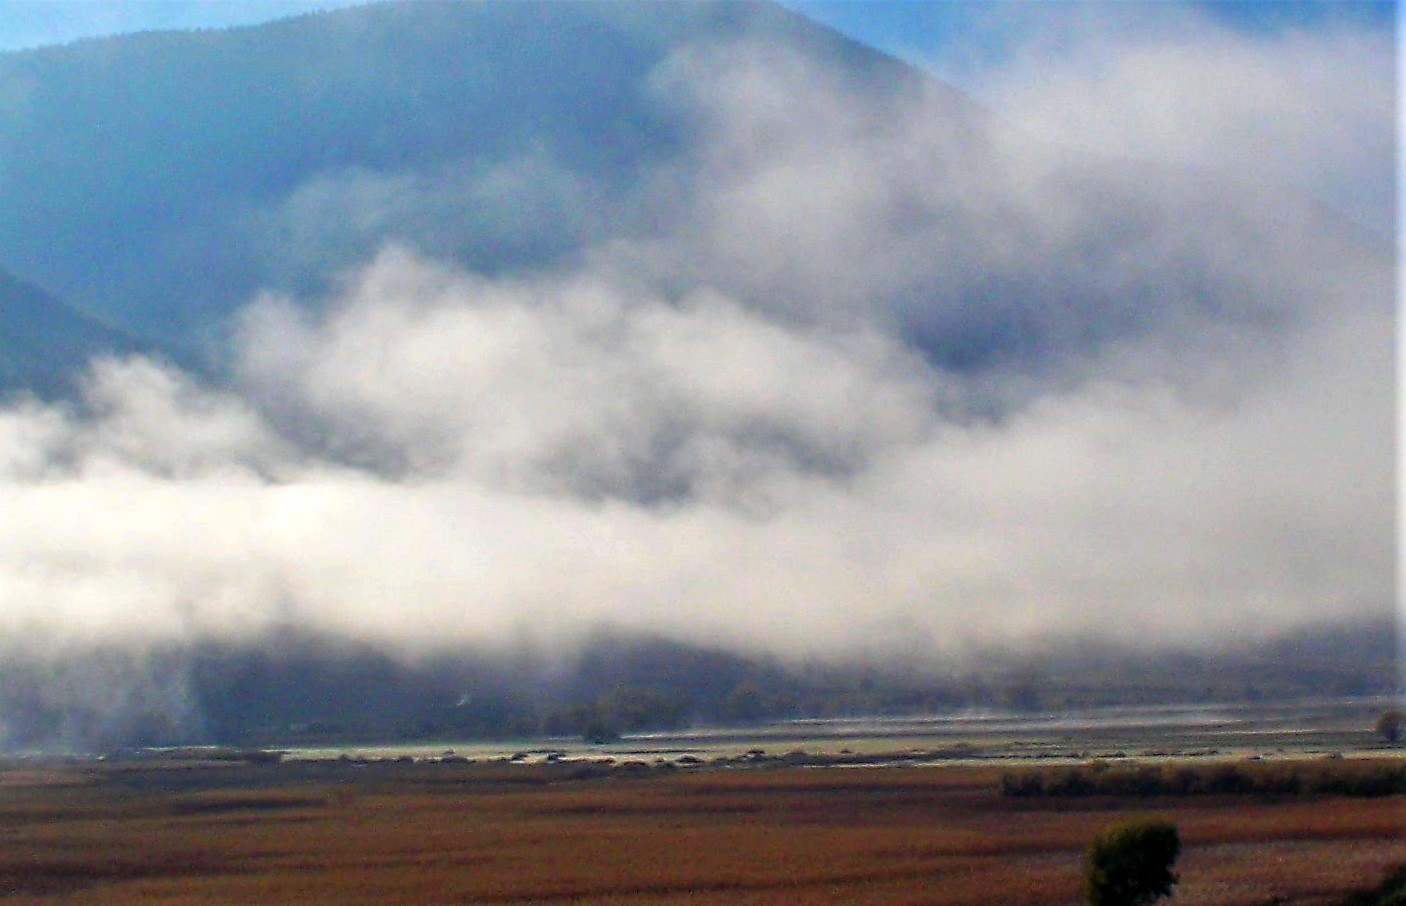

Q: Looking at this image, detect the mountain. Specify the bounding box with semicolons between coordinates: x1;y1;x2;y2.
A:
0;268;152;397
0;0;935;346
0;1;1380;380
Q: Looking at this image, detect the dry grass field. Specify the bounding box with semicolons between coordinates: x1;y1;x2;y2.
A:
0;758;1400;905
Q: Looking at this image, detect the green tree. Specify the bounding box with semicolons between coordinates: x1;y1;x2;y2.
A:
1084;819;1180;906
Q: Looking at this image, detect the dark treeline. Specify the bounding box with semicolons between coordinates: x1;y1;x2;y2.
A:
1000;757;1406;800
0;618;1394;752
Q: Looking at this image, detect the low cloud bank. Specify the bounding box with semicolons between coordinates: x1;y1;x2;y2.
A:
0;8;1392;691
1;244;1390;662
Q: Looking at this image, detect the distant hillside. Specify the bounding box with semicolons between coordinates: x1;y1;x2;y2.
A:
0;269;153;397
0;0;932;345
0;619;1393;751
0;0;1380;380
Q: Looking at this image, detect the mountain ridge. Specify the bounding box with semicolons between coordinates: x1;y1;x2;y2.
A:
0;268;156;397
0;0;1370;386
0;0;951;347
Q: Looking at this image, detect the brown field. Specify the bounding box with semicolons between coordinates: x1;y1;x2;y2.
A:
0;758;1400;905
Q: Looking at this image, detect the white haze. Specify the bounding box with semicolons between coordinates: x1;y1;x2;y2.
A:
0;8;1393;664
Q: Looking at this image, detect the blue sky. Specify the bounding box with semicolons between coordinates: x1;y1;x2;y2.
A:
788;2;1395;76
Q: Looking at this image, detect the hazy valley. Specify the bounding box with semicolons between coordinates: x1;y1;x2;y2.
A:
0;0;1394;754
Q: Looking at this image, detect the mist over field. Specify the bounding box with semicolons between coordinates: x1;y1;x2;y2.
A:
0;1;1394;748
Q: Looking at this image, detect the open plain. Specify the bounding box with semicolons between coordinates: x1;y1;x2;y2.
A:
0;752;1400;906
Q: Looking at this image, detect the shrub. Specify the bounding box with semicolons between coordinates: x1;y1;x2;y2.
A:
1203;763;1253;795
999;770;1045;797
1084;818;1180;906
1047;766;1097;797
997;758;1406;801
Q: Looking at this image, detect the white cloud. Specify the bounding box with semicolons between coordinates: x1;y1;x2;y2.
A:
0;12;1392;666
236;248;935;503
0;247;1389;661
960;7;1395;238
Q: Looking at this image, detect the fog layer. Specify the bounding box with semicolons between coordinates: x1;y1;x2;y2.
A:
0;4;1392;665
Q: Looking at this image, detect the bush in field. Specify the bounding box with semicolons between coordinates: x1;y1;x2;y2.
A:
1091;765;1164;797
999;770;1045;797
1084;819;1180;906
1047;766;1097;796
1160;765;1201;796
1203;762;1253;795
